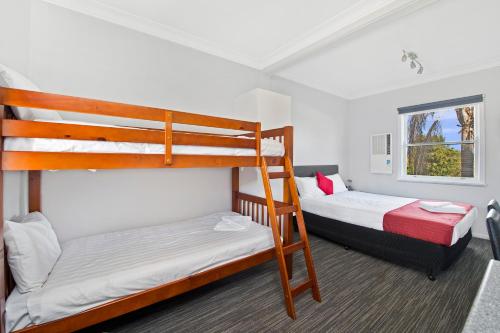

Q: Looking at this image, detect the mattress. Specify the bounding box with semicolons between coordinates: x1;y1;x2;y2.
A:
3;119;285;156
300;191;476;246
5;212;274;332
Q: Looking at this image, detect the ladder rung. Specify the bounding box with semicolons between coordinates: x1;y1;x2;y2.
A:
283;241;305;255
268;171;290;179
291;279;313;298
275;205;297;215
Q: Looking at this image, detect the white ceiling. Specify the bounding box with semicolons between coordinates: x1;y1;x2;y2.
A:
276;0;500;98
88;0;357;63
42;0;500;99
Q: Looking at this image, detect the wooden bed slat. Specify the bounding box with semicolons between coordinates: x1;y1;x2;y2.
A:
172;112;257;131
0;88;165;122
3;119;164;143
2;152;264;170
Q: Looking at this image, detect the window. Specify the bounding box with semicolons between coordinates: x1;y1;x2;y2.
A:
399;95;484;185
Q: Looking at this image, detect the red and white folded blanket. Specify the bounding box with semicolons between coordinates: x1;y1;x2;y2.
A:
419;201;468;214
383;200;474;246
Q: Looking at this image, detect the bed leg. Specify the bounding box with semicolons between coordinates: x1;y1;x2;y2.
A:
427;273;436;281
344;245;350;250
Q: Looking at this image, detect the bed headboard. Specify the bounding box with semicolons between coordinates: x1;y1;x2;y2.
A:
293;165;339;177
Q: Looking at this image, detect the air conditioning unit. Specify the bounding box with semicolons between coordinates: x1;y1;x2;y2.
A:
370;133;392;174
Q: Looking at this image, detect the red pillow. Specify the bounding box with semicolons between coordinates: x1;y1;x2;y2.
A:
316;171;334;195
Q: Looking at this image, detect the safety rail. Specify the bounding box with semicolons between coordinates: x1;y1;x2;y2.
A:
0;87;283;170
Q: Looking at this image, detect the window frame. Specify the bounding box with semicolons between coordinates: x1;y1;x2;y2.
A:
398;102;485;186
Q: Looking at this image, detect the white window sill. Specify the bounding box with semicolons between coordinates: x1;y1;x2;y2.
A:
397;176;485;187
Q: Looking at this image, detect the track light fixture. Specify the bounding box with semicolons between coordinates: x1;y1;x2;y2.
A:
402;50;423;74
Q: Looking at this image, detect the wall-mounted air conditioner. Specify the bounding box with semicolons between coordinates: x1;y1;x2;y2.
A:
370;133;392;174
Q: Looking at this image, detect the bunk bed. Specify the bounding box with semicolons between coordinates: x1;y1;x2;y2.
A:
0;87;321;332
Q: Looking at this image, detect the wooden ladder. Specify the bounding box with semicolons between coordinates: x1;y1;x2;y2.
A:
260;156;321;319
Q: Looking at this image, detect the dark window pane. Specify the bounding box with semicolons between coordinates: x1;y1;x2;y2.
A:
406;143;474;177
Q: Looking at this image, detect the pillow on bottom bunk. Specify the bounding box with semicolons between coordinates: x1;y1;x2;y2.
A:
4;212;61;293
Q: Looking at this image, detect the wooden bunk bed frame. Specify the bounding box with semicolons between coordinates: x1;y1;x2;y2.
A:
0;87;321;333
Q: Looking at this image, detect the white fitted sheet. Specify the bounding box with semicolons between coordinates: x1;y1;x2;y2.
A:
5;212;274;332
3;137;284;156
300;191;476;246
3;119;285;156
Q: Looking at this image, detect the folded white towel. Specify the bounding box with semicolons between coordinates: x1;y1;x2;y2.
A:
420;201;452;209
420;202;467;214
214;215;252;231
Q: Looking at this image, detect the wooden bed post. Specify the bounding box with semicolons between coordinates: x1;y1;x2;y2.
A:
255;123;261;166
283;126;294;278
28;171;41;213
0;105;6;333
232;167;239;213
164;111;173;165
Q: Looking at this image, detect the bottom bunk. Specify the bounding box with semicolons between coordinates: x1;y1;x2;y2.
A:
299;211;472;280
5;212;275;333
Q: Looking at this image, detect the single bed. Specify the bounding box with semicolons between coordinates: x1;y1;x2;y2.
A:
294;165;475;280
5;212;274;332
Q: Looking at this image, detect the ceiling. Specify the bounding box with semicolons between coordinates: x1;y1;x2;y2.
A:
276;0;500;98
41;0;500;99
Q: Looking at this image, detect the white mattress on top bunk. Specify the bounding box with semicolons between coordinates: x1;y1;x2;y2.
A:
3;119;285;156
5;212;274;332
300;191;477;246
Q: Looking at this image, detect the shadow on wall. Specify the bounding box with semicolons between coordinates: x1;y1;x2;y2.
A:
239;166;283;200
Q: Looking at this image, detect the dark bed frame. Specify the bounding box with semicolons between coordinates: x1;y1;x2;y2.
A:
294;165;472;281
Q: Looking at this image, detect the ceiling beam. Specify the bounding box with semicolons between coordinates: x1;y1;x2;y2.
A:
40;0;261;68
262;0;441;73
41;0;439;72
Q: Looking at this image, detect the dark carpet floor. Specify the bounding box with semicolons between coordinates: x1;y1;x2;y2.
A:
83;235;491;333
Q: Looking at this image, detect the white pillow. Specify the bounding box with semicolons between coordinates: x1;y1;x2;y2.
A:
0;64;62;121
327;174;348;193
4;212;61;293
294;176;325;198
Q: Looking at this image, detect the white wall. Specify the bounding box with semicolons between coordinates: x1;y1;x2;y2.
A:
271;77;349;167
0;0;348;241
347;66;500;238
235;84;349;200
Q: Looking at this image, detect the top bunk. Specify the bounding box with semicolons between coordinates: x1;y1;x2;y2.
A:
0;87;292;170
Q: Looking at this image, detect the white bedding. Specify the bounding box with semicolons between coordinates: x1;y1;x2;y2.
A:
3;119;285;156
300;191;476;246
3;137;284;156
5;212;274;332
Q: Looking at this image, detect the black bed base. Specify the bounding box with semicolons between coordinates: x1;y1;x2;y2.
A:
299;211;472;280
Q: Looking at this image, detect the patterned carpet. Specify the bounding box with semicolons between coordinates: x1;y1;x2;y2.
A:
83;235;491;333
